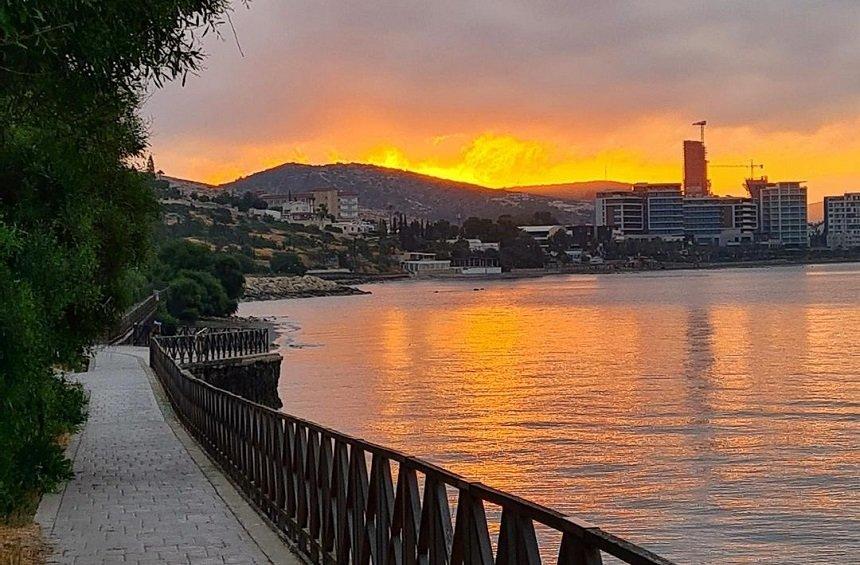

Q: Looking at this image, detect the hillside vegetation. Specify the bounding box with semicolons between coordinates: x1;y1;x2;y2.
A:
220;162;593;224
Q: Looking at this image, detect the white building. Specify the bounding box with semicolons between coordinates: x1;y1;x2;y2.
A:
400;252;453;274
683;196;757;246
634;183;684;237
595;192;645;235
281;199;313;221
746;179;809;247
825;192;860;249
446;238;500;252
332;221;373;235
248;208;282;221
519;225;567;249
338;192;359;220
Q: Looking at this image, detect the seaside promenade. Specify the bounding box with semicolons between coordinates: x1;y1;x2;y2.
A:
35;346;301;565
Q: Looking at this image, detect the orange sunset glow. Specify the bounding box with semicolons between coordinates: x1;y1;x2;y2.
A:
145;1;860;202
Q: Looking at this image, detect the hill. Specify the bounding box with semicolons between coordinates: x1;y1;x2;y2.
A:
219;163;592;224
506;180;631;201
808;201;824;223
159;175;217;194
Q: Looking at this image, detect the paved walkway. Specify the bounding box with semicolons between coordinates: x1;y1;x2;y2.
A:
36;347;300;565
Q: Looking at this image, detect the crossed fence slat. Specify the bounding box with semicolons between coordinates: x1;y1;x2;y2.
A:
150;332;675;565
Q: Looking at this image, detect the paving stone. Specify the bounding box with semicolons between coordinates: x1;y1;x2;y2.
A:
39;347;275;564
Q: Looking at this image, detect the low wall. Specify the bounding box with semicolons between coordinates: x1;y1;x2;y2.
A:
187;353;282;409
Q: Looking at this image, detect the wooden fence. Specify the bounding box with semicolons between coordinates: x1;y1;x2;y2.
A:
156;327;269;364
150;331;674;565
105;291;160;344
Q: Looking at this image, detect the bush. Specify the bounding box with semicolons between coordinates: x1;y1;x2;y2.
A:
165;276;207;322
212;255;244;299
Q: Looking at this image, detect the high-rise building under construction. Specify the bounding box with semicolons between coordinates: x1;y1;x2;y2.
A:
683;140;709;197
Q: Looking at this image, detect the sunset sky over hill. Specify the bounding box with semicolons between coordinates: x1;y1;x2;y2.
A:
144;1;860;201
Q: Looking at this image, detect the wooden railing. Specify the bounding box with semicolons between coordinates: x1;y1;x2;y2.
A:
156;327;269;364
150;331;674;565
106;291;160;344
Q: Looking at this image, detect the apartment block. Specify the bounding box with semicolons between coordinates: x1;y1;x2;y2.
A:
746;179;808;247
824;192;860;249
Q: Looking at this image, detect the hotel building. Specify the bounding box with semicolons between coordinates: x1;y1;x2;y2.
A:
594;191;645;235
682;196;757;246
746;179;809;247
633;183;684;237
596;182;757;246
824;192;860;249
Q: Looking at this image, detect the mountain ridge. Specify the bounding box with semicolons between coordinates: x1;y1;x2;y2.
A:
216;162;594;223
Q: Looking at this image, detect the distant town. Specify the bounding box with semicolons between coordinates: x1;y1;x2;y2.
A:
156;123;859;279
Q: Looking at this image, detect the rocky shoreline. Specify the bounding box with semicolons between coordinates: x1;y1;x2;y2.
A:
241;275;370;301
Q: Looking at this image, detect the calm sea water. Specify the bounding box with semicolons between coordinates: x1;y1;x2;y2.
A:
239;264;860;564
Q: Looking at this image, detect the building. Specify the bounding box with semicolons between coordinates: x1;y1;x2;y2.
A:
446;238;500;252
519;225;568;249
281;199;314;221
682;196;756;246
452;257;502;275
399;252;453;274
746;178;808;247
594;191;645;236
309;189;339;218
338;192;359;220
303;189;360;220
683;140;710;197
596;183;756;246
248;208;282;221
259;193;291;208
633;182;684;237
332;220;373;235
824;192;860;249
570;224;612;247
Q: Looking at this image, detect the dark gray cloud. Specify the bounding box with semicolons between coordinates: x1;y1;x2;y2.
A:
144;0;860;143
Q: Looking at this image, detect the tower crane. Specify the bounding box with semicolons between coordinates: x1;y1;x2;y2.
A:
692;120;707;143
712;159;764;179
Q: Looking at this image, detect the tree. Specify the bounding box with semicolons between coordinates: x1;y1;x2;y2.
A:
237;191;267;212
548;229;573;254
212;255;244;300
451;239;472;261
500;233;545;270
0;0;233;517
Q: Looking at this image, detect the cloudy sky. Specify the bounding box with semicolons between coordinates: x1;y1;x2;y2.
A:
144;0;860;201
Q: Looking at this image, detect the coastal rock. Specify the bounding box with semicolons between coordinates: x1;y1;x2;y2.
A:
242;275;370;301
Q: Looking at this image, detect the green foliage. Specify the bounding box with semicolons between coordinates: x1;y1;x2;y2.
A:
270;252;307;275
164;275;207;322
0;0;231;518
500;232;545;270
154;240;242;321
212;255;245;299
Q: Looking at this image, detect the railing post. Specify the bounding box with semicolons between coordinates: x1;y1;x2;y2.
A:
558;533;603;565
147;332;674;565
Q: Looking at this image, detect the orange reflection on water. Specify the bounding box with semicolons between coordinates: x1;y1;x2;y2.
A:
239;265;860;563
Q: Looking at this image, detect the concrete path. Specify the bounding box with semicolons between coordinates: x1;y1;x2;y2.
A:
36;347;301;565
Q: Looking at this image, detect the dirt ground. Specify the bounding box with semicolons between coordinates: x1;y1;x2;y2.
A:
0;523;47;565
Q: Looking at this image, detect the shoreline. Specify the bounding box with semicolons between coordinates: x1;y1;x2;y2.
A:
510;256;860;279
236;257;860;303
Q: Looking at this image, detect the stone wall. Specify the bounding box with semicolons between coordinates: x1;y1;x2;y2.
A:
187;353;283;409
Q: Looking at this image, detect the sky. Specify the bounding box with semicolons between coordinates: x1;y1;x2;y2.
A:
144;1;860;202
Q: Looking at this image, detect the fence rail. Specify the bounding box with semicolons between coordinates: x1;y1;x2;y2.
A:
106;291;160;344
156;327;270;364
150;331;674;565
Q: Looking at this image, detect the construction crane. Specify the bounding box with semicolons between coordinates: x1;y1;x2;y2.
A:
712;159;764;179
692;120;707;143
